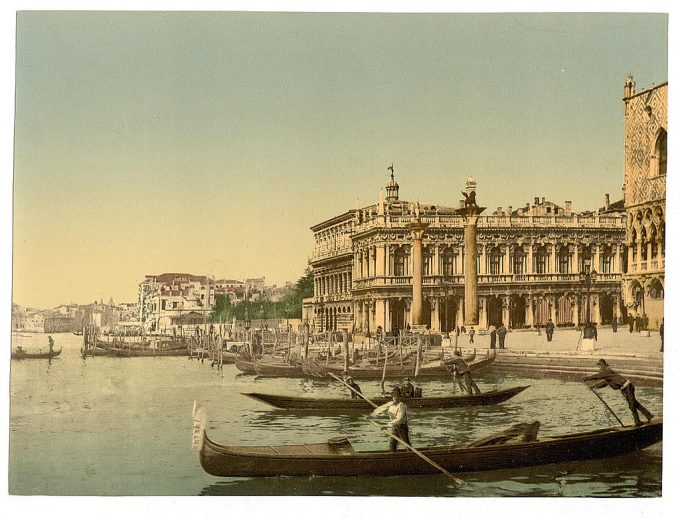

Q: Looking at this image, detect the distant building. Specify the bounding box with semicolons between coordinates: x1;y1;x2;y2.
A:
307;170;627;334
621;75;667;329
138;273;216;331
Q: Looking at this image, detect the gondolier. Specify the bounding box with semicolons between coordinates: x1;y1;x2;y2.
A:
448;350;481;396
346;376;362;399
583;359;653;426
370;387;411;452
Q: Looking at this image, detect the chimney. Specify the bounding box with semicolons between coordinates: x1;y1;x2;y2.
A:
565;201;572;214
534;197;539;206
605;193;610;209
507;206;512;215
541;197;545;204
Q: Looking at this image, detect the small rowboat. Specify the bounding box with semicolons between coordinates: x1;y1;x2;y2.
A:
253;360;304;377
242;385;530;410
98;343;189;357
193;403;662;478
11;347;62;360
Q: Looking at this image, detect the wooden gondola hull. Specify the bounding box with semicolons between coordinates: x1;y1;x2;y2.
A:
253;362;305;377
98;343;189;357
242;385;529;410
235;356;257;374
11;348;62;360
304;350;495;379
198;420;662;478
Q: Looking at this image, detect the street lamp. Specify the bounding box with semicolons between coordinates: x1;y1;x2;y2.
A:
579;248;597;330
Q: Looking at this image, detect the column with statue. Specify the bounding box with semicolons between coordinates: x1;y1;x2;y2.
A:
454;177;486;327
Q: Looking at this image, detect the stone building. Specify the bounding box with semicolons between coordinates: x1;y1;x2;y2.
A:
621;75;667;330
138;273;216;331
307;171;627;334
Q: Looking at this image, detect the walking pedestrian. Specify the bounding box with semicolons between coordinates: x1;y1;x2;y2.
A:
660;319;664;352
627;314;634;333
612;317;618;333
489;323;497;349
545;319;555;342
496;323;507;349
468;327;475;344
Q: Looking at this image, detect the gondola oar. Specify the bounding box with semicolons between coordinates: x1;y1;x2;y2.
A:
328;372;464;486
583;382;624;426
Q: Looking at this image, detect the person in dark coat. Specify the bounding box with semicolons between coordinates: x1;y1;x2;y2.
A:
627;314;634;333
612;317;618;333
489;324;497;349
545;319;555;342
468;327;475;344
345;376;362;399
496;323;507;349
401;378;415;398
583;359;653;426
660;319;664;352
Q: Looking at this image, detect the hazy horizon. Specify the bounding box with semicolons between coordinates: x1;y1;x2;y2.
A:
12;12;668;309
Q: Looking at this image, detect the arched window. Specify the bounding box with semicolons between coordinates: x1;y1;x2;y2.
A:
512;247;526;275
488;247;503;275
393;247;408;277
655;129;667;176
557;246;571;273
533;245;548;274
441;248;456;276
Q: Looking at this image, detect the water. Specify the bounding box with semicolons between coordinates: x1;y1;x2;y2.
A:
9;333;663;496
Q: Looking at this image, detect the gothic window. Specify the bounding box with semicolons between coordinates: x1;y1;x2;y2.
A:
423;249;432;276
656;129;667;176
648;279;664;299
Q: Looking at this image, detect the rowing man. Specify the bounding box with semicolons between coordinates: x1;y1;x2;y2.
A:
583;359;653;427
371;387;411;452
448;350;481;396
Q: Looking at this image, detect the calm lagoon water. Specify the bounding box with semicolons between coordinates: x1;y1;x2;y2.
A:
9;332;662;497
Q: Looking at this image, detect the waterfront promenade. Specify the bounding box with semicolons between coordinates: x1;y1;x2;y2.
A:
473;326;664;387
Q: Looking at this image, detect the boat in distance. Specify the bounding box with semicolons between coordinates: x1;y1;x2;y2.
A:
242;385;530;410
11;347;62;360
193;406;662;478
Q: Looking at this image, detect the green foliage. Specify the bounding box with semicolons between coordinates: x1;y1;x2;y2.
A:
208;268;314;322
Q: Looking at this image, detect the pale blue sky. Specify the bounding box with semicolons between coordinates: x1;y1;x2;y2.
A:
12;12;668;308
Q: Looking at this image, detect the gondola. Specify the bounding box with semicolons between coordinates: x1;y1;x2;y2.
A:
193;404;662;478
242;385;529;410
253;360;305;377
11;347;62;360
98;343;189;357
304;349;495;379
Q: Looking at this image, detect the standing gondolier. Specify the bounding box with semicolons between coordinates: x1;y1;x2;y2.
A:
447;350;481;396
371;387;411;452
583;359;653;426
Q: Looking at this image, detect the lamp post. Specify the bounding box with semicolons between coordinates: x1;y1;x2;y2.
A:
579;249;597;325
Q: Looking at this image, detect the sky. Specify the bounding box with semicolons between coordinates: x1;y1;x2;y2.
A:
10;10;668;309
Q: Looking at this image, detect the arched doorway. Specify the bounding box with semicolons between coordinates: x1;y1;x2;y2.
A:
487;296;503;327
600;294;615;325
534;297;549;326
438;295;457;333
390;299;407;333
422;299;432;329
510;295;526;328
556;295;572;325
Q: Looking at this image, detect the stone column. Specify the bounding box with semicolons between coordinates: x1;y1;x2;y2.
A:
480;245;487;275
455;204;486;326
456;298;465;328
502;296;510;327
572;297;580;325
431;298;441;332
550;295;558;323
406;220;430;326
526;297;534;327
593;293;601;324
375;299;385;332
377;245;385;277
628;245;634;273
479;297;488;329
549;243;556;274
572;246;579;273
505;246;511;274
528;244;534;275
594;245;601;273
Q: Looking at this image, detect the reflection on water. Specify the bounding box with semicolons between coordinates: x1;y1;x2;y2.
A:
9;332;663;496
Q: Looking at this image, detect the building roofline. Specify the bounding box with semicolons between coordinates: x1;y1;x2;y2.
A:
310;210;356;232
624;81;668;101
